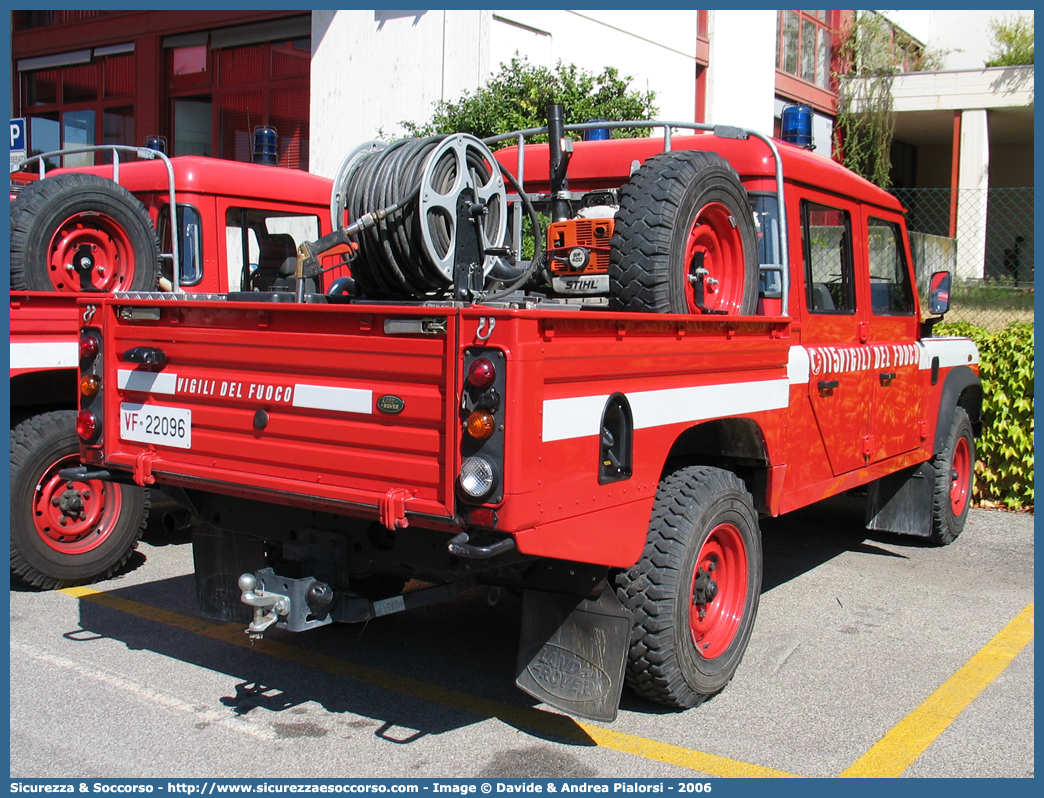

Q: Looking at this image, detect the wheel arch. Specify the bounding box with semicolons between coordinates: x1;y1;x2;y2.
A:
661;418;771;512
935;365;983;451
11;369;78;425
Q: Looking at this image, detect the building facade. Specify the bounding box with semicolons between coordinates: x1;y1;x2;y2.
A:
10;9;1033;281
11;11;312;169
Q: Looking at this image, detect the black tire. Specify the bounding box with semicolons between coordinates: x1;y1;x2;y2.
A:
615;466;762;708
929;407;975;545
11;172;160;293
609;150;759;316
10;411;149;589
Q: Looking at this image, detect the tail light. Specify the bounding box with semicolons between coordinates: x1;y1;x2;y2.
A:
465;409;495;440
79;374;100;398
459;457;496;499
76;410;100;443
79;335;99;360
78;328;104;451
467;358;496;390
458;348;505;506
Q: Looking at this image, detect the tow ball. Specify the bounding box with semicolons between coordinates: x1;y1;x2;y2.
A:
238;569;334;638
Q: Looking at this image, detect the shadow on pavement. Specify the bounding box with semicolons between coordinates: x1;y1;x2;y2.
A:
56;493;928;742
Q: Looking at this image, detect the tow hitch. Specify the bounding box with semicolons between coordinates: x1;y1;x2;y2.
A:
237;568;463;639
239;569;334;637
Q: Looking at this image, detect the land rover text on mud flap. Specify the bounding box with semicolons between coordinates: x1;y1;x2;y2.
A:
71;109;980;721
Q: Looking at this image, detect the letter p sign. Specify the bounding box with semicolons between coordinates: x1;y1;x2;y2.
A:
10;118;26;152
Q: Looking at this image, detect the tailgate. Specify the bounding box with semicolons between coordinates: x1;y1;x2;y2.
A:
94;298;459;520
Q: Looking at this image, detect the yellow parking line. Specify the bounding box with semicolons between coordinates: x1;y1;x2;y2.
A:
60;585;799;778
841;602;1034;778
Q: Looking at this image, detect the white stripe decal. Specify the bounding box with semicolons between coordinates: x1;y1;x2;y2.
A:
788;346;810;385
10;342;78;370
543;396;608;442
920;337;979;369
118;369;178;395
543;379;789;443
293;384;373;415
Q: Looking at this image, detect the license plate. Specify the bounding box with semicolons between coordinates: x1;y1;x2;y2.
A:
120;402;192;450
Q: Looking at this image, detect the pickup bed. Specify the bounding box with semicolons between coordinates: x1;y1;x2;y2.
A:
87;300;795;565
73;117;982;721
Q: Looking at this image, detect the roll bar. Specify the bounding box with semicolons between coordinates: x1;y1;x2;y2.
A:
15;145;182;293
483;121;791;317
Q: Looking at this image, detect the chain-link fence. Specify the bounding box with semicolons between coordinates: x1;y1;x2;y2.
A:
891;187;1034;329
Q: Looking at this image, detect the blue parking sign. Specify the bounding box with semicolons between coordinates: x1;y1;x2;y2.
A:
11;117;27;152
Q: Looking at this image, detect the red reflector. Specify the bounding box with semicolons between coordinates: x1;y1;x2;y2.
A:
467;358;496;390
79;335;98;360
76;410;99;442
467;508;498;528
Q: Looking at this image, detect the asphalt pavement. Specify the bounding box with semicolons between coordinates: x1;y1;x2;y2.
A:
9;497;1034;779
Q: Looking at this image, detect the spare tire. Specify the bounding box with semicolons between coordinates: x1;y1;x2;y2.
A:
11;172;161;293
609;150;759;316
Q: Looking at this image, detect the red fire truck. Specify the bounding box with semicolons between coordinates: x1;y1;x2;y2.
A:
68;112;980;721
10;147;341;589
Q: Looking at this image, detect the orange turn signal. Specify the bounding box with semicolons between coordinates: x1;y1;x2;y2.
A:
465;410;495;439
79;374;100;397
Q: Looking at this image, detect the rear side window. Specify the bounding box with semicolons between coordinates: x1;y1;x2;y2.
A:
803;201;854;313
750;194;782;296
159;204;203;287
867;217;915;315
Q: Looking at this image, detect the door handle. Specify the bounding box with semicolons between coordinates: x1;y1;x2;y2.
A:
817;379;839;396
879;372;897;385
121;346;167;369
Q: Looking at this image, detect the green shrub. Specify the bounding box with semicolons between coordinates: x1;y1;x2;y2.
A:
936;321;1034;510
401;56;658;144
985;15;1034;67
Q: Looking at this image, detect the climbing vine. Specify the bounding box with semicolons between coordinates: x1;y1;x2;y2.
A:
833;12;944;187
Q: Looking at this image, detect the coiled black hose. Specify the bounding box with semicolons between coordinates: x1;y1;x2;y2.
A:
344;136;509;300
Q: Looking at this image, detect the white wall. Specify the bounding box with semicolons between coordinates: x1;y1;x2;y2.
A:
926;9;1033;70
310;9;703;177
490;10;699;123
705;11;776;136
881;9;1035;71
309;10;491;177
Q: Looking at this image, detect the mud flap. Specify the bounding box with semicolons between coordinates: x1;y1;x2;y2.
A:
515;588;633;722
192;524;266;622
866;461;935;538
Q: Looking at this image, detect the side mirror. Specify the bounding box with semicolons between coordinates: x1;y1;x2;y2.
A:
928;271;952;316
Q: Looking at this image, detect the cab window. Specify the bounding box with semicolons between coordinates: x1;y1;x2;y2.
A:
225;208;320;293
803;201;854;313
867;217;915;315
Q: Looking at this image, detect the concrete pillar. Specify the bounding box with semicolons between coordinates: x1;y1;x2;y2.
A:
705;11;776;136
956;108;989;281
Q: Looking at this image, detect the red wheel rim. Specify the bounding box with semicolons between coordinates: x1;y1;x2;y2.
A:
31;453;123;555
950;435;972;516
689;522;748;659
46;211;135;292
683;201;746;314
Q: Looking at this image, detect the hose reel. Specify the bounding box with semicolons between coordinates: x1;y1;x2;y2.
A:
332;134;510;300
